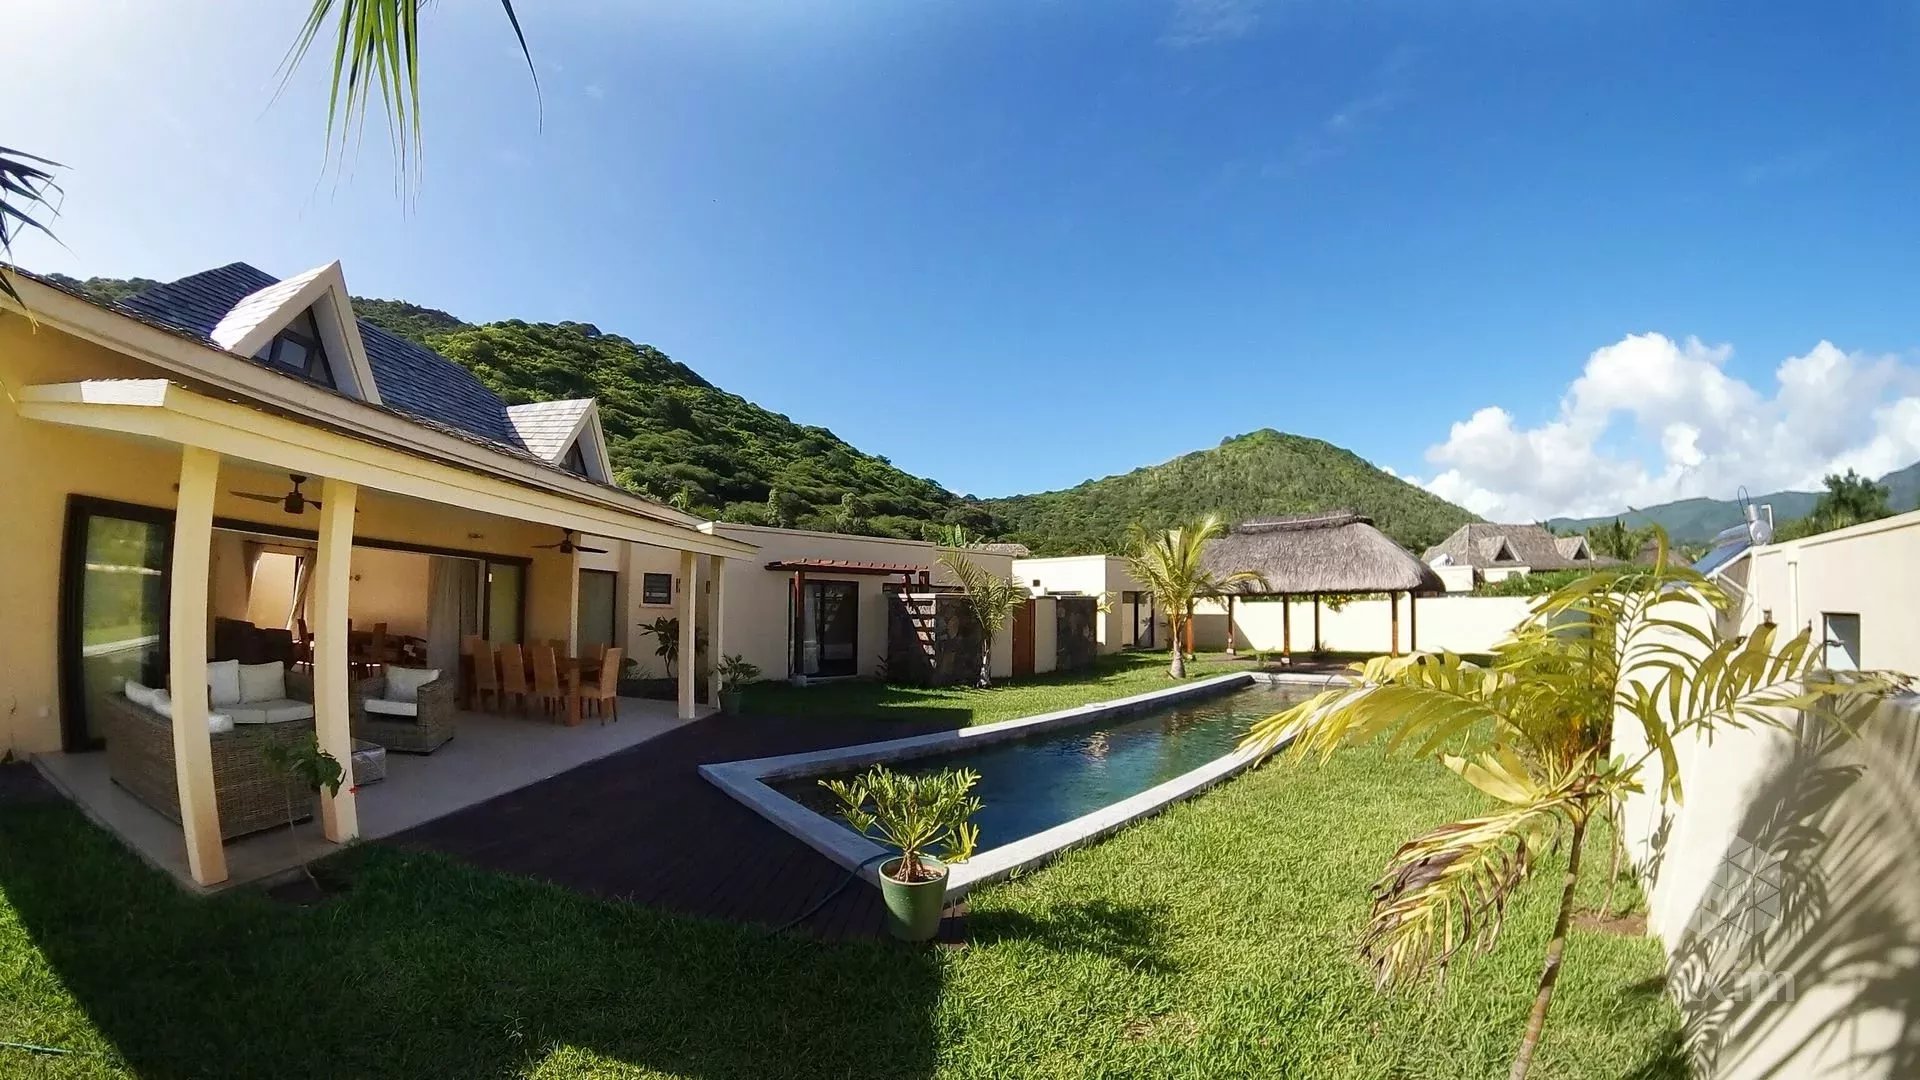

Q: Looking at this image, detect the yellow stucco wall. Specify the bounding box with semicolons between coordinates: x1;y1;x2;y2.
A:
0;317;578;755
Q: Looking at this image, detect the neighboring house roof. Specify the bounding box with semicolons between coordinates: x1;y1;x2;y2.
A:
1422;523;1606;571
1201;512;1445;596
506;399;595;459
975;542;1033;558
119;262;521;447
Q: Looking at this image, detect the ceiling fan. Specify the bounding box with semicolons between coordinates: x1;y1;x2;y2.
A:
534;529;609;555
231;473;324;514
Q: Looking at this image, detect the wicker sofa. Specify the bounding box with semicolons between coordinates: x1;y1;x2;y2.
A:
103;670;318;840
350;670;457;754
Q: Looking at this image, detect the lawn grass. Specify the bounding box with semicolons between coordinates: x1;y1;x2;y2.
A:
0;722;1684;1078
740;649;1255;728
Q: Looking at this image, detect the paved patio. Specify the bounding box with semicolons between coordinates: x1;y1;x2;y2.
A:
34;697;705;891
384;709;967;940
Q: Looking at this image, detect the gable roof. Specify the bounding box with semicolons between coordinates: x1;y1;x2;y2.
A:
1201;512;1445;595
120;263;520;447
1422;522;1609;571
506;398;595;460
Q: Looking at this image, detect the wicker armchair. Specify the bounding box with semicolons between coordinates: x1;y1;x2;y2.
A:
350;671;457;753
102;687;317;840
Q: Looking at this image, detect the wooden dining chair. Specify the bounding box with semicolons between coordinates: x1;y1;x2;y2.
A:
575;647;623;724
496;642;529;714
370;624;390;671
582;641;608;668
469;642;500;712
530;645;567;721
294;619;314;672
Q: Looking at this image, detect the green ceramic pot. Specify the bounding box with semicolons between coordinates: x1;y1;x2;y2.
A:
879;855;948;942
719;689;744;713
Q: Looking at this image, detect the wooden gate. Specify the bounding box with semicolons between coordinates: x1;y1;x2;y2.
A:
1011;598;1036;678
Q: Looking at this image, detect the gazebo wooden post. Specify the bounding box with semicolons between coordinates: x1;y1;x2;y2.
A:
1224;594;1237;657
1390;591;1401;657
1281;594;1292;664
1312;595;1322;654
1409;592;1418;653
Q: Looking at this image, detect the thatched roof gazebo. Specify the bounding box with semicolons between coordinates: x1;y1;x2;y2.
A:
1199;512;1445;661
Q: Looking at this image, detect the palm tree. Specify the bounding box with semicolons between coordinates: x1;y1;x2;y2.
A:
937;548;1029;689
1124;515;1263;678
0;147;63;307
1242;531;1903;1079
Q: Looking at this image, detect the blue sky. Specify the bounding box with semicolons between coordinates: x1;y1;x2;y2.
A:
12;1;1920;519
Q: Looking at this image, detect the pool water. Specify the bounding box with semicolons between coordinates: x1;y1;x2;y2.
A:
781;682;1315;852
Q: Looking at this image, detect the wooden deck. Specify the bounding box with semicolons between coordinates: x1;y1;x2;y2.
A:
382;710;966;940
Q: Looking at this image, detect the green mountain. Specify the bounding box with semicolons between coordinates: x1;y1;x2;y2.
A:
1550;464;1920;545
51;274;1481;551
982;429;1479;556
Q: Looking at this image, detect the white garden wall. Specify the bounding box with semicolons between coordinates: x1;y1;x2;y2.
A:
1189;595;1532;656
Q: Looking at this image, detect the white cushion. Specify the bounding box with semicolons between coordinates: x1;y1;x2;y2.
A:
227;700;314;725
207;714;235;735
124;680;159;711
150;690;173;718
206;660;242;707
384;667;440;704
363;698;419;718
237;662;286;704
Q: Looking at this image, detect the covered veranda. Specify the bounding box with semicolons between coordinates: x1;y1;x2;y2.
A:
1198;513;1446;662
17;378;755;888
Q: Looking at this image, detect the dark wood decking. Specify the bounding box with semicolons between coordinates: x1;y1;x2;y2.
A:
382;711;964;940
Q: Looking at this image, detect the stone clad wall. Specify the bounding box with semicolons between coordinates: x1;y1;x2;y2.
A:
1054;596;1098;672
886;592;986;687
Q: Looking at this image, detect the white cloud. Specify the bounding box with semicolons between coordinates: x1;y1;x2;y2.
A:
1160;0;1264;48
1409;333;1920;521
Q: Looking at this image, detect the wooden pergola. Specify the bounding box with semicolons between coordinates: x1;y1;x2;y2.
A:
1198;512;1446;663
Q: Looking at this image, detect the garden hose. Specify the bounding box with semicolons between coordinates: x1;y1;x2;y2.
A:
766;853;889;936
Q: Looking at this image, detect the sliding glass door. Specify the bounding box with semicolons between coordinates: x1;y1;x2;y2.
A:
483;561;525;644
577;569;618;654
798;580;859;678
61;500;172;750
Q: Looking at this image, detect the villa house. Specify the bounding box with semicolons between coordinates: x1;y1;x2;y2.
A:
0;261;758;886
1011;554;1161;652
1421;522;1605;591
617;522;1017;685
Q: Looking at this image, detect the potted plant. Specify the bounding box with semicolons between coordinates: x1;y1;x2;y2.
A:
715;654;760;713
260;734;346;887
820;765;981;941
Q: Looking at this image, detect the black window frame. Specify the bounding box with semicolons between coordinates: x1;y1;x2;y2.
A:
640;571;673;606
258;309;337;389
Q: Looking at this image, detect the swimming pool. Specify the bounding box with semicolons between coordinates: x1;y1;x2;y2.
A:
779;682;1315;851
701;673;1335;898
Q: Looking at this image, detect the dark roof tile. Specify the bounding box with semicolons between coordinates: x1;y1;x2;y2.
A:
120;262;521;447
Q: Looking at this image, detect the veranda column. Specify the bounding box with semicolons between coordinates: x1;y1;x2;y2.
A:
311;478;360;843
169;446;227;886
705;554;727;708
678;549;699;719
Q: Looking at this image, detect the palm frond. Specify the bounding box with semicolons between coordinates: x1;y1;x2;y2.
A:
1363;778;1590;987
287;0;539;178
0;146;64;310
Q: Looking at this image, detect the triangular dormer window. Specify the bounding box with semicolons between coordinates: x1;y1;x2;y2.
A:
254;308;337;389
560;441;590;478
210;261;381;405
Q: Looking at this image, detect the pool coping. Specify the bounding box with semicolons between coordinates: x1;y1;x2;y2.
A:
699;670;1337;900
